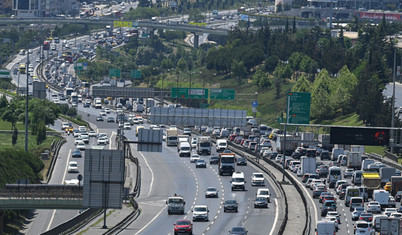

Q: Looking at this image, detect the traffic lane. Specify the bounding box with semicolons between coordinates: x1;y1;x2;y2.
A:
120;140;199;235
207;160;277;235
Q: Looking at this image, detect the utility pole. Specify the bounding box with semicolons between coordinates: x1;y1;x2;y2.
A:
25;45;30;153
391;47;396;153
176;72;179;105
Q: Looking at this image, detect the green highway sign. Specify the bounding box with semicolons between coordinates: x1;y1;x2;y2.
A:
287;92;311;124
74;63;83;71
109;68;121;78
209;88;235;100
0;69;11;78
131;70;142;79
171;87;208;99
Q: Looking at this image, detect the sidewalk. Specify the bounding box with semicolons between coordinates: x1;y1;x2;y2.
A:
76;157;137;234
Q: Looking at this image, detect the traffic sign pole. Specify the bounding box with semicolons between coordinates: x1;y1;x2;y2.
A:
282;94;290;182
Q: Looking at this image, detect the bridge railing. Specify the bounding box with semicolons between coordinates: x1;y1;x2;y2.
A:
0;184;83;199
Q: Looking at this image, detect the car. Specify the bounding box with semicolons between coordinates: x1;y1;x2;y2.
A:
395;191;402;202
390;212;402;219
183;128;192;136
100;110;107;116
80;134;89;144
326;211;340;224
104;107;111;114
384;208;397;217
313;184;327;198
74;137;83;145
352;207;365;221
389;196;396;207
88;130;97;137
191;140;197;148
319;192;332;203
77;142;86;150
73;129;80;137
325;216;339;231
321;200;336;216
209;156;219;164
107;117;115;122
195;159;207;168
96;116;103;121
97;136;109;145
254;196;268;208
192;205;209;221
35;57;40;62
72;149;82;157
354;221;371;234
190;155;200;163
223;199;238;213
251;172;265;186
205;187;219;198
322;195;336;205
359;212;373;222
124;122;131;130
67;161;79;173
116;108;123;114
366;201;381;213
344;168;354;178
229;226;248;235
173;219;192;235
237;157;247;166
355;228;371;235
316;165;329;177
256;188;271;203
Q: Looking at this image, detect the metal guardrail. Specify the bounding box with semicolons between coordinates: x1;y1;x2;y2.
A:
46;139;65;182
227;141;311;235
367;153;402;171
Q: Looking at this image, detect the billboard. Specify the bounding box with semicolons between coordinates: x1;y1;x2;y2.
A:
330;127;390;146
355;11;402;21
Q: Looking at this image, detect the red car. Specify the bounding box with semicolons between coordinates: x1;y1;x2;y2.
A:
174;220;193;235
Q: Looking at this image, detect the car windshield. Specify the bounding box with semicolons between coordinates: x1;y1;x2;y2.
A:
176;220;190;225
355;207;364;212
232;178;244;182
357;223;368;228
254;173;264;178
197;160;205;163
169;198;183;204
181;147;190;151
207;188;216;191
219;143;226;146
256;197;266;201
231;227;246;232
259;190;269;195
194;207;206;212
200;142;211;147
226;200;236;204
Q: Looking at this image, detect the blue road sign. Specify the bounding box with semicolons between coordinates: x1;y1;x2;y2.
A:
252;101;258;108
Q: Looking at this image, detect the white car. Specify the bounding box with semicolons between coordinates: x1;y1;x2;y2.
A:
256;188;271;203
35;58;40;62
97;136;109;145
116;108;123;114
205;187;219;198
192;205;209;221
68;161;79;173
100;110;107;116
390;212;402;219
325;216;339;231
384;208;397;217
190;155;200;163
74;137;83;145
191;140;197;148
124;122;131;130
137;117;143;123
132;118;139;124
88;130;97;137
77;142;86;150
104;107;110;114
326;211;340;223
251;172;265;186
366;201;381;213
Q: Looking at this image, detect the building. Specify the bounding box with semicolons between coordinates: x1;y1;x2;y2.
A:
12;0;77;18
0;0;12;13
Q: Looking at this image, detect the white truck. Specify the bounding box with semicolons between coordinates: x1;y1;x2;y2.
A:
166;194;185;214
380;167;396;185
362;159;375;171
216;139;228;152
178;142;191;157
350;145;365;155
373;189;390;208
315;220;335;235
94;97;102;109
197;136;211;155
331;148;344;161
166;128;178;146
275;134;299;155
300;156;316;176
347;152;362;170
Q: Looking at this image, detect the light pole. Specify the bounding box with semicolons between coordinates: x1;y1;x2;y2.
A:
25;44;30;153
391;47;396;153
176;71;179;106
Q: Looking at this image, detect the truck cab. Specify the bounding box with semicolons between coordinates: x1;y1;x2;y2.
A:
216;139;228;152
166;194;185;214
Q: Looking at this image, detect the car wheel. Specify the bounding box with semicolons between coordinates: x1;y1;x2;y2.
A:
235;208;238;212
224;209;226;212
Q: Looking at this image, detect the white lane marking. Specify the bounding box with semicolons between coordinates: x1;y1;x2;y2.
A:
48;149;71;231
287;172;318;223
134;205;167;235
138;151;154;197
109;131;115;149
269;198;279;235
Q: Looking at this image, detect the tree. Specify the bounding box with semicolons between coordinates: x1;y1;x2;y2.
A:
231;60;246;84
177;58;187;71
12;126;18;146
292;75;311;93
36;121;46;145
253;70;271;88
264;56;279;73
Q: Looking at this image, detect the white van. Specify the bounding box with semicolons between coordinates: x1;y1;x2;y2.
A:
231;172;246;191
61;122;69;130
216;139;227;152
179;142;191;158
316;220;335;235
374;190;390;208
257;188;271;203
78;126;86;133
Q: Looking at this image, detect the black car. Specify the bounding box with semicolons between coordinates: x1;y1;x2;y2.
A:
291;151;300;160
320;150;330;160
209;156;219;165
229;226;248;235
237;157;247;166
223;199;238;213
96;116;103;121
72;149;82;158
83;102;90;108
107;117;115;122
254;196;268;208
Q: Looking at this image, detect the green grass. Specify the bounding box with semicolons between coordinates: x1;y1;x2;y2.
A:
0;119;25;131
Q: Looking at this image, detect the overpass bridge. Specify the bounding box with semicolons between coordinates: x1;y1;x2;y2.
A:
0;184;85;210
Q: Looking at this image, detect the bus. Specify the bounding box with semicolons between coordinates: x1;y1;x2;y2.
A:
43;41;50;50
19;64;26;74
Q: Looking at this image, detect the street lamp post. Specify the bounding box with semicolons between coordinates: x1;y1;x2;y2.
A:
391;47;396;153
25;45;30;153
176;72;179;106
